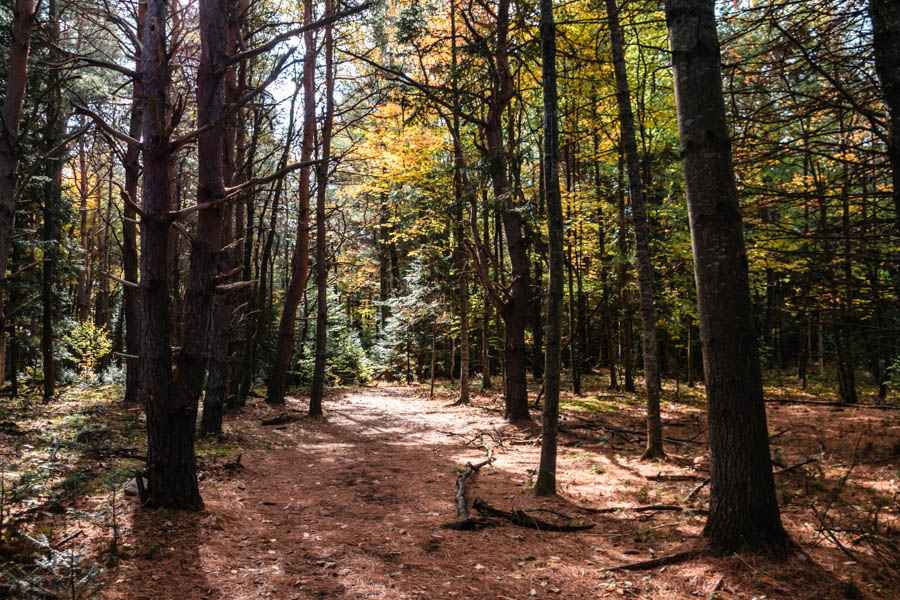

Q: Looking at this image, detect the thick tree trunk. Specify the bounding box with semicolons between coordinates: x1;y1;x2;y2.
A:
309;0;335;418
139;0;201;510
171;0;229;469
664;0;788;554
266;1;316;405
605;0;663;458
536;0;563;497
485;0;529;422
869;0;900;230
0;0;34;338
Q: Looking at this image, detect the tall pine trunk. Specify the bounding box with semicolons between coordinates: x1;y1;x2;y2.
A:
266;0;316;405
869;0;900;231
536;0;563;497
309;0;336;417
605;0;663;458
121;1;145;404
664;0;787;553
0;0;34;340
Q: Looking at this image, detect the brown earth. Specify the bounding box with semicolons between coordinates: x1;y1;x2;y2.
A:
96;383;898;600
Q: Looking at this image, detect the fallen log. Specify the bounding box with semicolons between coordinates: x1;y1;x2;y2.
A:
454;448;494;518
472;498;594;532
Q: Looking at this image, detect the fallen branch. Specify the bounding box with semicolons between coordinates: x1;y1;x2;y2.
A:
454;448;494;518
472;498;594;532
686;458;817;501
442;517;499;530
579;504;689;514
261;412;302;426
603;550;700;571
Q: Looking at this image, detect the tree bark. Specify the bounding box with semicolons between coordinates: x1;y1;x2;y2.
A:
121;1;145;404
605;0;663;458
486;0;529;422
41;0;64;401
139;0;201;510
309;0;336;418
536;0;563;497
869;0;900;232
664;0;788;554
172;0;229;465
266;0;316;405
0;0;35;339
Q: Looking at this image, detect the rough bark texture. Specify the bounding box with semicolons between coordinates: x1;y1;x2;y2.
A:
536;0;562;497
309;0;335;418
605;0;663;459
139;0;201;510
487;0;529;422
121;2;145;404
0;0;35;338
664;0;788;553
266;0;316;405
41;0;63;401
171;0;229;475
869;0;900;230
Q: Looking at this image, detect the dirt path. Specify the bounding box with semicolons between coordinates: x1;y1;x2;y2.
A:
100;386;890;600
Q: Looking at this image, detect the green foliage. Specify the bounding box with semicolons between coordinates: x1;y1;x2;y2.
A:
61;322;112;381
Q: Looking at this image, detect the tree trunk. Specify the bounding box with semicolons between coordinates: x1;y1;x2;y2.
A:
266;0;316;405
41;0;63;401
606;0;663;458
0;0;35;339
486;0;529;422
664;0;787;554
121;3;144;404
309;0;335;418
869;0;900;231
481;202;492;390
536;0;563;497
140;0;202;510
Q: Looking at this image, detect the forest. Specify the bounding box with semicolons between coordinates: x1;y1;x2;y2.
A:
0;0;898;597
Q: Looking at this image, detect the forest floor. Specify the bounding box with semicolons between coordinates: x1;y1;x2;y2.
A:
1;376;898;599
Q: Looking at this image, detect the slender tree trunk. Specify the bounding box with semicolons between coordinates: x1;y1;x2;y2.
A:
616;151;635;392
536;0;562;496
121;3;145;404
309;0;335;417
266;0;316;405
41;0;63;401
449;2;470;404
240;89;297;403
606;0;663;458
481;202;492;389
664;0;787;553
0;0;35;339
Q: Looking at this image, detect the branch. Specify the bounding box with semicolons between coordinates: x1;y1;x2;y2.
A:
225;159;322;197
103;270;139;290
224;2;376;68
72;104;141;149
215;280;258;293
